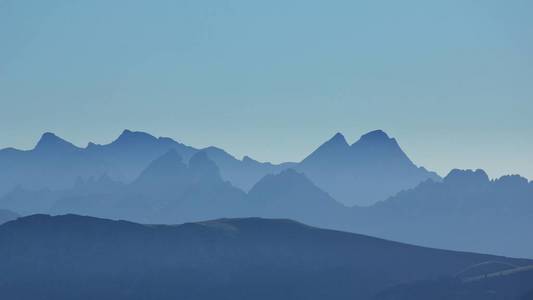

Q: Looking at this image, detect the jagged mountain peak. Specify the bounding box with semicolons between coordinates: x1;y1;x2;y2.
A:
112;129;158;145
351;130;398;148
359;129;390;141
301;132;349;165
328;132;349;146
34;132;79;152
350;130;413;164
444;169;490;185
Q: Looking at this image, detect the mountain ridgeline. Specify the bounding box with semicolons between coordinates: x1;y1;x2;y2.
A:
0;214;531;300
0;129;437;206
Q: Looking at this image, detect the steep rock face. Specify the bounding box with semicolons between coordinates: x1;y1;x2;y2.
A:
297;130;440;206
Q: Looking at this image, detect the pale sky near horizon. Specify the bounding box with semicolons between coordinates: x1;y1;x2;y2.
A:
1;0;532;179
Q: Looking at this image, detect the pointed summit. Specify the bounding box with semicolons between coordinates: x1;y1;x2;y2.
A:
34;132;79;152
350;130;414;168
328;132;349;146
301;132;349;165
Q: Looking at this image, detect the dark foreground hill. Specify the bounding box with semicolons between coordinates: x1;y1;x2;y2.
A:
0;214;530;300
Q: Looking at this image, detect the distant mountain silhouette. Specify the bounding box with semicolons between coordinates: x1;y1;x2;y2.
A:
297;130;440;206
0;209;19;224
0;129;436;207
352;169;533;258
0;214;529;300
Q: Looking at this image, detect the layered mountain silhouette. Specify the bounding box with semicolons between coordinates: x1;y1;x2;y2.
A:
0;214;529;300
1;131;532;258
297;130;440;205
0;129;436;206
1;147;532;258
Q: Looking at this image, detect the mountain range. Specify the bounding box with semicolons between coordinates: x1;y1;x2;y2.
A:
0;129;438;206
1;214;530;300
1;147;531;258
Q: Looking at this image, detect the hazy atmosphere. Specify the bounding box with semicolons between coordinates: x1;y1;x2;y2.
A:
1;0;532;178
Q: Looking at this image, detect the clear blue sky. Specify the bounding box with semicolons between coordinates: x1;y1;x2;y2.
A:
1;0;532;179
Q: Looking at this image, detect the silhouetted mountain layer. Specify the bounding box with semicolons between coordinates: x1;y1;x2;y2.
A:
0;129;436;206
352;169;533;258
297;130;440;205
1;153;532;258
0;214;529;300
0;209;19;224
